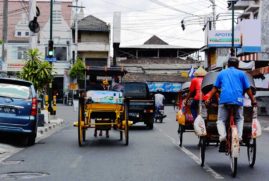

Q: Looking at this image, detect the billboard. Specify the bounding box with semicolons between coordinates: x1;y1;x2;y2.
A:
208;30;241;48
147;82;182;92
237;19;261;54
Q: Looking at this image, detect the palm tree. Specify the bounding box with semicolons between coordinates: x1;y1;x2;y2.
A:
20;48;54;93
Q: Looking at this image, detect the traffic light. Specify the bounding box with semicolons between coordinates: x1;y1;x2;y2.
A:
48;40;54;58
181;20;185;31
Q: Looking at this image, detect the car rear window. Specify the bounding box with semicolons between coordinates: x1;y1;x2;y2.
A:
124;83;148;98
0;83;31;99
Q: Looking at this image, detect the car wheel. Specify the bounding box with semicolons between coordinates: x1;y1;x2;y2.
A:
27;133;36;146
147;118;154;129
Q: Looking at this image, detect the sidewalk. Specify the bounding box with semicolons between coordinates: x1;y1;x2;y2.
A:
37;116;64;136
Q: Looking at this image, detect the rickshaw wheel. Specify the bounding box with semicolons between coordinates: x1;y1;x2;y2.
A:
200;137;206;167
230;156;237;177
230;129;237;177
124;102;129;146
78;105;84;147
178;125;184;147
247;138;256;168
120;131;123;141
82;128;86;142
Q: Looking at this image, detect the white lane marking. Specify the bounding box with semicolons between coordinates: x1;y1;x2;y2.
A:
156;126;224;180
70;156;82;168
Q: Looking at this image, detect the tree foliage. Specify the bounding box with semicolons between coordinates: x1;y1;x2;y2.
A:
20;48;54;92
69;57;85;79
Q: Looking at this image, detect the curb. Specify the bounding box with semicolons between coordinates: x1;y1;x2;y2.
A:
37;118;64;135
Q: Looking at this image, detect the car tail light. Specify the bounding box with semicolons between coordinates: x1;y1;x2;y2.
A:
144;109;153;113
31;97;37;116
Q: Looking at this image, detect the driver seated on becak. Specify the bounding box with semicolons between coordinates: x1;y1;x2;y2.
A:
185;67;207;120
206;57;256;151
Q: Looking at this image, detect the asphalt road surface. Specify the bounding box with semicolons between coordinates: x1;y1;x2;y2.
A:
0;105;268;181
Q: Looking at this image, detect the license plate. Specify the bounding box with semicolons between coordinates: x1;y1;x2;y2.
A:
129;112;139;117
0;107;16;113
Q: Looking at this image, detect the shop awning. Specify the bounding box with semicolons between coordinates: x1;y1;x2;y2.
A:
248;66;269;77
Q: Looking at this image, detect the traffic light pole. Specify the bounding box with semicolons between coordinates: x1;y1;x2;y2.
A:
48;0;54;115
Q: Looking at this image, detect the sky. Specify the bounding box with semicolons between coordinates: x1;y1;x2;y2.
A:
76;0;233;48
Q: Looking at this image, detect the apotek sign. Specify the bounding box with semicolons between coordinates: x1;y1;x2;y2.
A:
208;30;241;48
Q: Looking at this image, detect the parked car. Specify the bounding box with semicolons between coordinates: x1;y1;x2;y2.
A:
0;78;38;146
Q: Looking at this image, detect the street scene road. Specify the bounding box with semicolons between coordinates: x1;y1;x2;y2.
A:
0;105;268;181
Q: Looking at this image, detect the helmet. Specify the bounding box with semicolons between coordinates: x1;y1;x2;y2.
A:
102;79;109;85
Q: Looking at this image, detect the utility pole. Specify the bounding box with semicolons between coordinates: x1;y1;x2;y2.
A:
29;0;37;49
68;1;85;63
1;0;8;71
228;0;237;56
209;0;216;29
47;0;54;115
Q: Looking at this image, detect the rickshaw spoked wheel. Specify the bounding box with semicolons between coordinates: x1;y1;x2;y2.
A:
200;136;206;167
230;128;238;177
247;138;256;168
124;102;129;145
78;104;85;147
178;125;184;147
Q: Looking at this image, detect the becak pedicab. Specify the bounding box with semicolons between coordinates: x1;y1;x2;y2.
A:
199;71;260;175
176;81;194;147
74;66;132;147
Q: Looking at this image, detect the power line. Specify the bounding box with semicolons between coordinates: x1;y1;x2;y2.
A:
149;0;205;18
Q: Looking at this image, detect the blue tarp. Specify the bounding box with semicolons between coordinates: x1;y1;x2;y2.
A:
147;82;182;92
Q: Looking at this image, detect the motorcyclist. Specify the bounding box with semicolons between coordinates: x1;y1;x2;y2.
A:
154;89;166;121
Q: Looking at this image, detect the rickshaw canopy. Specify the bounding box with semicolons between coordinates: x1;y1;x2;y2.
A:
85;66;127;77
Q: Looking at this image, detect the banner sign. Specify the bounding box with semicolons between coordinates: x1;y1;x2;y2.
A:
208;30;241;48
147;82;182;92
86;90;123;104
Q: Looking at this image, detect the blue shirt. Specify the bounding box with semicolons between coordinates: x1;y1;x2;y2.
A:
214;67;250;106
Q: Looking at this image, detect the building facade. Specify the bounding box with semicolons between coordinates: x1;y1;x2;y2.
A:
73;15;110;67
117;35;200;103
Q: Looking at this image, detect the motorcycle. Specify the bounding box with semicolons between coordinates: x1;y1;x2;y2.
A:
154;105;166;123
